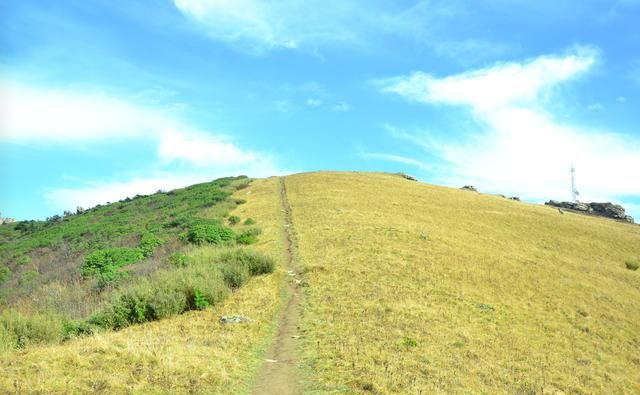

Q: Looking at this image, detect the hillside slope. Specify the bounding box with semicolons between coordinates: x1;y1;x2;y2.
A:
0;177;287;394
2;172;639;394
286;172;640;394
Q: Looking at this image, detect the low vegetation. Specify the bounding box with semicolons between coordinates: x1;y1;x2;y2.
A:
0;176;271;353
1;176;286;394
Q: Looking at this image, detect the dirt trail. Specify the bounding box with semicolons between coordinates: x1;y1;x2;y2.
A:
251;177;302;395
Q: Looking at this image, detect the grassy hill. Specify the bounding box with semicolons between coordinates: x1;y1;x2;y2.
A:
1;172;639;394
288;172;640;394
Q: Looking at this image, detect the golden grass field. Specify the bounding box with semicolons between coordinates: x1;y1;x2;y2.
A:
0;177;286;394
287;172;640;394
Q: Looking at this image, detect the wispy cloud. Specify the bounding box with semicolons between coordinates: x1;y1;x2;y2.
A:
380;48;640;209
306;98;323;107
1;79;285;212
0;80;267;167
332;102;351;112
172;0;494;58
359;151;434;172
173;0;362;53
0;81;173;142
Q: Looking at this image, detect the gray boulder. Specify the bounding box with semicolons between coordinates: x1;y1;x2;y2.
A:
220;315;253;324
545;200;634;223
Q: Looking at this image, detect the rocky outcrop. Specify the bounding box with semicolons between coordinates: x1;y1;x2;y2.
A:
461;185;478;192
545;201;634;223
396;173;417;181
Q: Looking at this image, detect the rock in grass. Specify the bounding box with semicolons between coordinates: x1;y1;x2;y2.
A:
396;172;417;181
220;315;253;324
461;185;478;192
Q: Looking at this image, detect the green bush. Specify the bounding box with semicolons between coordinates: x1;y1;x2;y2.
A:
168;252;190;267
82;247;143;279
218;248;275;276
82;247;144;287
62;320;99;340
18;270;39;285
138;232;164;258
89;263;230;330
221;263;250;288
193;289;210;310
0;310;65;350
625;260;639;271
236;227;262;245
228;215;241;226
243;218;256;225
16;255;31;265
0;265;10;285
187;223;235;245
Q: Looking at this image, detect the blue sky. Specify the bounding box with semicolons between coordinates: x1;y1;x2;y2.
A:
1;0;639;221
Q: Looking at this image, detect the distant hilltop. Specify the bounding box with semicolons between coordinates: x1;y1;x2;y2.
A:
545;200;635;223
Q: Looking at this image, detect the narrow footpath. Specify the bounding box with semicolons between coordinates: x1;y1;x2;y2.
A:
251;177;302;395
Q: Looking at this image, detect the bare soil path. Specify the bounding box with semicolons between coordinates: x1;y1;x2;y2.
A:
251;177;302;395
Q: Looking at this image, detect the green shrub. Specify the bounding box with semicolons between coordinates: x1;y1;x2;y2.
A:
236;227;262;245
16;255;31;265
193;289;210;310
138;232;164;258
221;263;250;288
82;247;143;279
168;252;190;267
218;249;275;276
62;320;99;340
89;263;230;330
233;198;247;205
0;265;10;285
187;223;235;245
243;218;256;225
148;288;188;319
625;260;639;271
18;270;39;285
0;310;65;349
228;215;241;226
399;336;418;350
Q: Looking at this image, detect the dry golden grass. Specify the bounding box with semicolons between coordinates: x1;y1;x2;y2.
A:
0;177;286;395
287;172;640;394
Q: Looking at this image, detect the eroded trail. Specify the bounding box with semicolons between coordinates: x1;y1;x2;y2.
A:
251;177;302;395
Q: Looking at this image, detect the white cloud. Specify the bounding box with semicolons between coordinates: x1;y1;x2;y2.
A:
587;103;603;111
306;98;323;107
0;80;268;169
380;48;640;210
157;128;258;166
173;0;362;53
2;79;286;213
359;151;434;172
382;47;597;111
171;0;470;55
0;81;172;142
332;102;351;112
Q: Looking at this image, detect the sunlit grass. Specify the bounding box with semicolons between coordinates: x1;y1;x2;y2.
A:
289;172;640;394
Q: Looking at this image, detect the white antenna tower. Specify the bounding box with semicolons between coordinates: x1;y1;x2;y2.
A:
570;164;579;202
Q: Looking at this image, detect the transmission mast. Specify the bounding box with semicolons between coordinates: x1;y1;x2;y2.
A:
570;165;579;202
